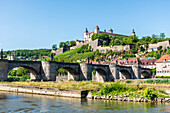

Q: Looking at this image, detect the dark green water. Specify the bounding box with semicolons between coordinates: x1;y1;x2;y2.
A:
0;91;169;113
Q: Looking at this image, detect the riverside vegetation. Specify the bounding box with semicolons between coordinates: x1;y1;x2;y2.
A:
0;80;169;102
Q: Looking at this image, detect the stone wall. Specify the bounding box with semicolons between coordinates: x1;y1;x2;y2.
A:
148;40;170;50
52;47;70;55
89;39;134;53
70;42;89;50
0;84;90;98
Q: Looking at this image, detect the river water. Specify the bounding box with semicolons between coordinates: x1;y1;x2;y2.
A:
0;91;169;113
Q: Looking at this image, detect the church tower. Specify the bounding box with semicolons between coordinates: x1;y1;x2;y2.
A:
84;28;89;42
131;29;135;36
94;25;100;34
109;28;113;33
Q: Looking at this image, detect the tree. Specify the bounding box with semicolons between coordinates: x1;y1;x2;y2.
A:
160;33;165;39
16;67;29;76
52;44;57;50
69;41;76;47
59;42;64;48
103;41;107;46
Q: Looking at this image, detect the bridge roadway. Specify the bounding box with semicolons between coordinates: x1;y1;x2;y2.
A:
0;60;152;82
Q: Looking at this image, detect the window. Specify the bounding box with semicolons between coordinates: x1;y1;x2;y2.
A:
168;59;170;61
163;59;166;62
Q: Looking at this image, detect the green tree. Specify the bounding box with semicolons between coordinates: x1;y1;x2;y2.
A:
69;41;76;47
160;33;165;39
59;42;64;48
52;44;57;50
16;67;29;76
8;70;17;76
103;41;107;46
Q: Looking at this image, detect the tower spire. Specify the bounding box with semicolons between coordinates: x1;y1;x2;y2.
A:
131;28;135;36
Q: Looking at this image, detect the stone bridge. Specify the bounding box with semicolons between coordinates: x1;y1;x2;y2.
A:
0;60;152;82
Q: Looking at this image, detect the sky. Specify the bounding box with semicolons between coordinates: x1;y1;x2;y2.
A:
0;0;170;50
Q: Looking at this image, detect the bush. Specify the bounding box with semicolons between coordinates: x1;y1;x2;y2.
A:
100;82;126;95
8;76;20;82
69;79;74;81
144;79;170;84
125;80;131;83
155;76;170;78
20;75;30;81
144;87;157;100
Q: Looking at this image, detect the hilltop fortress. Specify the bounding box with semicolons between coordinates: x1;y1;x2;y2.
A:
52;26;136;55
52;26;169;55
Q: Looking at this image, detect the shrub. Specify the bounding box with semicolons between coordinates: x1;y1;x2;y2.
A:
125;80;131;83
100;82;126;95
8;76;20;82
20;75;30;81
69;79;74;81
144;87;157;100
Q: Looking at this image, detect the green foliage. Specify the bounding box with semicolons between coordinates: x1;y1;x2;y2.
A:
8;75;30;82
8;76;21;81
122;54;136;59
16;67;29;76
8;70;17;76
92;70;96;75
155;76;170;78
69;79;74;81
54;44;93;63
146;51;161;59
20;75;30;81
144;87;157;100
56;68;68;75
144;79;170;84
152;68;156;75
125;80;131;83
166;49;170;55
69;41;76;47
99;82;127;95
52;44;57;50
8;67;29;76
5;49;51;60
91;33;111;41
160;33;165;39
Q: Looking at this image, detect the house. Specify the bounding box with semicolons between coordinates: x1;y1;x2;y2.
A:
156;55;170;76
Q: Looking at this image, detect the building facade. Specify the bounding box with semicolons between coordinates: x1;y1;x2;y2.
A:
156;55;170;76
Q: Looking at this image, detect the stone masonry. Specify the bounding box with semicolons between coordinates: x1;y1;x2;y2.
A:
0;60;152;82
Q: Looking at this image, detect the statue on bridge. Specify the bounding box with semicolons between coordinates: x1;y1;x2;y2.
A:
50;53;53;61
1;49;3;60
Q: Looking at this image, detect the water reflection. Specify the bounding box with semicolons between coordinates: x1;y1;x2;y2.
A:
0;91;169;113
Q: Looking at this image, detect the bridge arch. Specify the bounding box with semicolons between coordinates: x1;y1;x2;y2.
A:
92;68;107;82
56;66;79;81
119;69;131;79
7;65;41;81
141;71;151;78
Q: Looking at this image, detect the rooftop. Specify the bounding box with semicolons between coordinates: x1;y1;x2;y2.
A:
156;55;170;63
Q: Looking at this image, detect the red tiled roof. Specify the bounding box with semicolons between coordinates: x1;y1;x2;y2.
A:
156;55;170;63
140;59;157;65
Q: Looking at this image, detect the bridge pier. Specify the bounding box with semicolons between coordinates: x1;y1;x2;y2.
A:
132;65;141;79
0;60;8;81
79;63;92;81
41;61;56;81
109;64;119;80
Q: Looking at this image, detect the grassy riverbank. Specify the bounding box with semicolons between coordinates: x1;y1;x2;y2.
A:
0;81;104;90
0;81;169;101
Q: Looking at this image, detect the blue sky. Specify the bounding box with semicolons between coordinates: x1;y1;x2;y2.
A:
0;0;170;50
